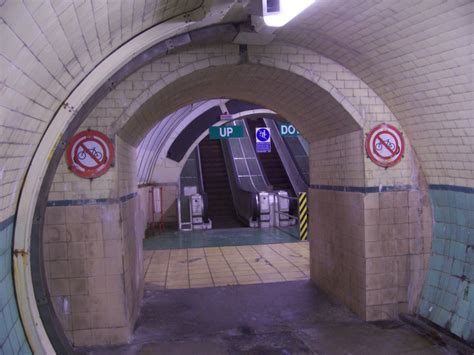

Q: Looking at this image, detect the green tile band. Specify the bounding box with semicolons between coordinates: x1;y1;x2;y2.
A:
0;216;32;354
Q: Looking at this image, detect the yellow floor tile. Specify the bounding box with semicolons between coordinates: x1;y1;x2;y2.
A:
281;271;306;279
166;277;189;282
188;265;209;270
147;264;166;269
214;280;238;287
211;275;235;280
232;269;256;275
189;278;212;284
207;260;228;265
253;268;277;274
228;262;251;267
234;269;257;276
166;279;190;285
189;268;211;273
233;269;256;275
210;267;233;273
211;273;234;280
144;242;309;289
190;283;214;289
145;272;166;279
236;275;261;282
150;263;169;268
190;275;213;281
188;269;209;274
259;272;284;279
238;279;262;285
166;271;188;277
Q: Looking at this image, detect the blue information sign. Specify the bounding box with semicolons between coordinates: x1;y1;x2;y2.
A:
256;127;271;153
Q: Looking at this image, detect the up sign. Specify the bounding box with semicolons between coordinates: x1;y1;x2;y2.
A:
280;124;300;136
209;125;244;139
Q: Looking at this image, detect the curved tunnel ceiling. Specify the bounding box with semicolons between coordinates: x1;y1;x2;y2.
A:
2;0;472;220
2;1;472;352
136;100;222;183
119;63;361;146
166;100;264;162
274;0;473;183
136;99;281;184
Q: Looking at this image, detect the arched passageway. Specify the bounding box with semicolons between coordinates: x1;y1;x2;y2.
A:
1;1;471;353
32;46;431;350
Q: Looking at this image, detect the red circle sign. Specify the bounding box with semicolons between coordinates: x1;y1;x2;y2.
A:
66;130;114;178
365;123;404;168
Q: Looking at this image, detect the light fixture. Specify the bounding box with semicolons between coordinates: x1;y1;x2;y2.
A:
263;0;315;27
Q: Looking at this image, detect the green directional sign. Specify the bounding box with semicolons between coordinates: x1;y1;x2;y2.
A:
209;125;244;139
280;124;300;136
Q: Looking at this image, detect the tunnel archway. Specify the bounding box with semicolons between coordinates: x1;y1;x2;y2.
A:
14;34;433;352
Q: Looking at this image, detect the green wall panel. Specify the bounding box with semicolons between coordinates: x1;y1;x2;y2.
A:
0;217;31;354
419;189;474;344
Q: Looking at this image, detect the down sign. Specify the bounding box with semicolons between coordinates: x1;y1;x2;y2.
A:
66;130;114;178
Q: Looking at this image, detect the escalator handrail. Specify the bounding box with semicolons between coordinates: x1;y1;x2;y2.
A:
220;138;260;223
240;119;272;189
263;118;309;193
194;146;210;220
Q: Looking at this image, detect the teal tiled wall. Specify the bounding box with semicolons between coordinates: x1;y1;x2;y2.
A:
419;189;474;343
0;217;31;354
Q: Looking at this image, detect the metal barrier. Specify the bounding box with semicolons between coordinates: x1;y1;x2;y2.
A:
275;193;299;226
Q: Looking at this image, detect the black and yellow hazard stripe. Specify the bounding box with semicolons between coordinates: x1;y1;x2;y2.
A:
298;192;308;240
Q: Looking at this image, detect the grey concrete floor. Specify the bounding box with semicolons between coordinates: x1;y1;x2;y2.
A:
84;281;460;355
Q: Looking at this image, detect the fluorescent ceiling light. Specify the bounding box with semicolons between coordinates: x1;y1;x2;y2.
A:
263;0;315;27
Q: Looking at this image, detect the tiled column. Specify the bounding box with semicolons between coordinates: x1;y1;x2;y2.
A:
363;189;432;320
43;196;144;347
309;189;366;317
309;187;432;321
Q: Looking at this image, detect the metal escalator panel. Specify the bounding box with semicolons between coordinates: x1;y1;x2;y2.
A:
198;136;243;229
179;148;208;230
283;135;310;186
262;118;309;193
224;119;269;192
247;118;295;194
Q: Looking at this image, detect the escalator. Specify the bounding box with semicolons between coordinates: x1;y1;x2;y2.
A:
247;118;294;194
198;136;243;229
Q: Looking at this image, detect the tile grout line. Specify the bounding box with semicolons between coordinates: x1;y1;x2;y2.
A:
219;247;240;284
209;248;234;284
185;248;191;289
278;242;310;270
267;243;308;278
234;246;264;283
251;245;287;280
144;250;155;275
203;247;216;287
189;248;213;287
163;249;172;290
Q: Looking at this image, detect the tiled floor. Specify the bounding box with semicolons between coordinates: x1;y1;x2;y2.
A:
144;242;309;289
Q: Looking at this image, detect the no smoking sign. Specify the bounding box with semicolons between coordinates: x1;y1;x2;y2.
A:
365;123;405;168
66;130;114;178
